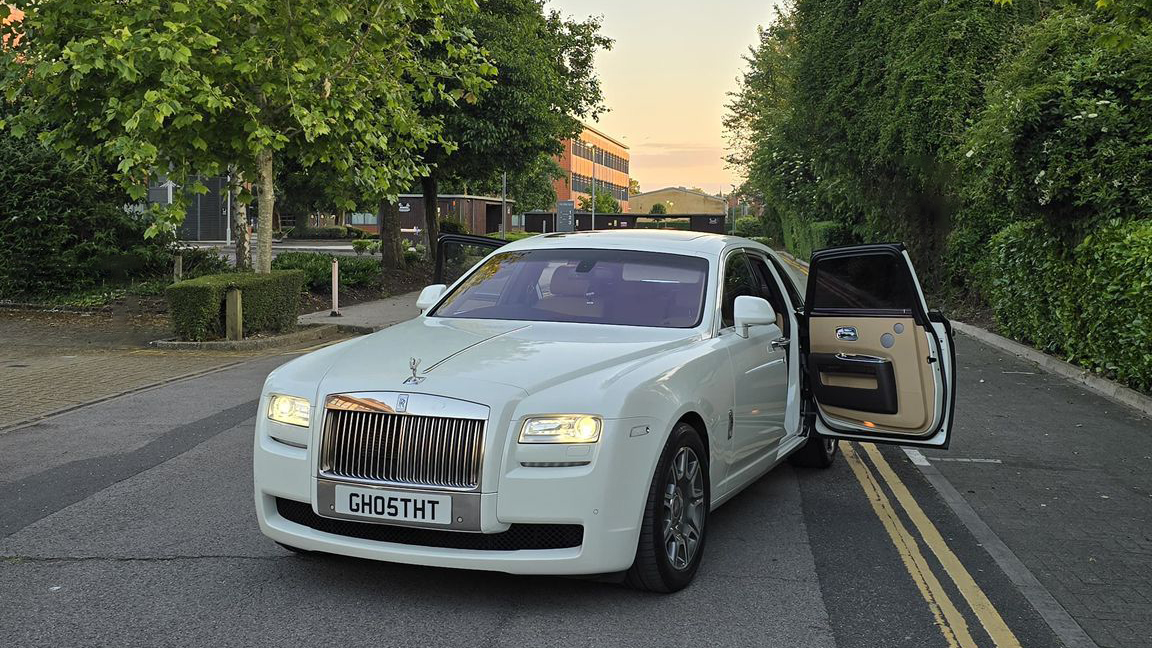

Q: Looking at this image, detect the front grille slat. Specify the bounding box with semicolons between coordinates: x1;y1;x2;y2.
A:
320;406;485;490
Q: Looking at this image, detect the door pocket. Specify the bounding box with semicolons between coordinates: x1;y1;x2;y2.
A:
808;352;898;415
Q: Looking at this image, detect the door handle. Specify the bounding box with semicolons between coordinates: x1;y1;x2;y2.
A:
771;337;789;351
836;326;858;341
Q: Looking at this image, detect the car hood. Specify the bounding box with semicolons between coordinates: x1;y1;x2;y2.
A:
307;316;701;396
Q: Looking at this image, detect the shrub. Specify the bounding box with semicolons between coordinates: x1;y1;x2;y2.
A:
177;247;231;278
730;216;764;238
287;225;367;240
403;247;422;264
165;270;305;341
439;219;467;235
1070;221;1152;390
271;252;381;290
271;251;332;289
781;217;849;260
368;240;382;255
985;221;1073;354
985;219;1152;391
352;240;372;256
649;203;668;215
0;133;169;298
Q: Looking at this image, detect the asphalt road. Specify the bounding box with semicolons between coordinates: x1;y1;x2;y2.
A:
1;334;1147;647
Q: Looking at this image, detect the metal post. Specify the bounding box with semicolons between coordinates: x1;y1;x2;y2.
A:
590;144;596;231
330;257;341;317
225;171;232;245
501;171;508;240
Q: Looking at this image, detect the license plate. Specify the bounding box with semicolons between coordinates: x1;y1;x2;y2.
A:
333;485;452;525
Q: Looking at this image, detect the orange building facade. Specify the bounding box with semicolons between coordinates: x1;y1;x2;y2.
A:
553;124;630;213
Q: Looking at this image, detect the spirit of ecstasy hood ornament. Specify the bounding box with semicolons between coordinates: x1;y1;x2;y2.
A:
404;357;425;385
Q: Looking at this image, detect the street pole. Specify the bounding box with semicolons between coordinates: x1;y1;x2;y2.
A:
501;171;507;240
590;144;596;231
225;170;232;245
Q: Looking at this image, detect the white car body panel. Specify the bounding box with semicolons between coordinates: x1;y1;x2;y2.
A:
252;231;875;575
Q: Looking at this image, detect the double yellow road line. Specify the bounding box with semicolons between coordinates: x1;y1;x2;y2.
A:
779;251;1020;647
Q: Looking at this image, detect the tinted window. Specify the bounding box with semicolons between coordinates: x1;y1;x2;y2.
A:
720;252;759;328
432;249;709;328
748;254;789;335
810;253;918;311
440;239;504;286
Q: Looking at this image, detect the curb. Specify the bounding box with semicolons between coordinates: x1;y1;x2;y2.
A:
951;321;1152;418
150;324;346;351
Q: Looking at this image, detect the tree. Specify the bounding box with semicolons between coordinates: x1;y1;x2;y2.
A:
629;178;641;195
1;0;489;272
470;152;565;213
577;188;619;214
649;202;668;215
415;0;611;262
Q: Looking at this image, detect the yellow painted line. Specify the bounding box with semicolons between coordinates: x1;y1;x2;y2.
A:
862;443;1022;648
842;443;976;647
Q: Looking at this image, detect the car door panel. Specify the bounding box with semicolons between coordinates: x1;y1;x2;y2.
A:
717;250;787;482
435;234;508;286
803;244;955;448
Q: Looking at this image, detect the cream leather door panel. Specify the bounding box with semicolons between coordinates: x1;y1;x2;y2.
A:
802;244;955;449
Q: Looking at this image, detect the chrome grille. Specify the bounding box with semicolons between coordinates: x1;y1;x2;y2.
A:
319;409;485;490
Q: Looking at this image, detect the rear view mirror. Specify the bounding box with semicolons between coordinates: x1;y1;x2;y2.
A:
733;295;776;337
417;284;447;312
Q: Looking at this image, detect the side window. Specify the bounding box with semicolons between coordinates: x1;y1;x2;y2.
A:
809;253;919;312
747;254;789;335
720;252;758;328
767;256;804;310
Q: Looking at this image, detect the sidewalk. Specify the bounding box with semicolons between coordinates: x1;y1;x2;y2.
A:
298;290;421;333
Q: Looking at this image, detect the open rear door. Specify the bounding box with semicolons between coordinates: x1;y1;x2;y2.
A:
802;244;955;448
435;234;509;286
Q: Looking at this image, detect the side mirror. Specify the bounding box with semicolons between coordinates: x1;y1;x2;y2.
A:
416;284;447;312
733;295;776;338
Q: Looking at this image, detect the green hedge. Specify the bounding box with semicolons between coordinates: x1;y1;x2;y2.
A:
271;252;381;291
781;216;847;260
986;220;1152;391
286;225;367;240
165;270;306;341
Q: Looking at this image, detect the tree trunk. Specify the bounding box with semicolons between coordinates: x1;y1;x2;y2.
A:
255;149;275;273
230;171;251;270
378;199;404;270
421;175;440;265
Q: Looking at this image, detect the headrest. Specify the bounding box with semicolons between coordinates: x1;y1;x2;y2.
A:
550;265;590;297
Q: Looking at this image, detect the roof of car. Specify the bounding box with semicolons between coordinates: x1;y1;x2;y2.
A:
498;229;760;256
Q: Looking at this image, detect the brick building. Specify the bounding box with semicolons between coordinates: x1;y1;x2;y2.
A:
553;124;630;213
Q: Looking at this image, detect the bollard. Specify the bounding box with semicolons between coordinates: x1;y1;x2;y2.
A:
173;253;183;282
225;288;243;341
330;257;341;317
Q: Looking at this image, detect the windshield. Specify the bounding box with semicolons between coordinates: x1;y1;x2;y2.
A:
431;248;710;328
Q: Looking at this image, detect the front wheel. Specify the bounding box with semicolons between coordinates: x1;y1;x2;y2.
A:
626;422;710;593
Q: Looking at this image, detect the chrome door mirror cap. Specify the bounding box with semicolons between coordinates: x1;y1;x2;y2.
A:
417;284;447;312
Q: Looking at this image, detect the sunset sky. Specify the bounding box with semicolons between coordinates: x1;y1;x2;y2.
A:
547;0;779;196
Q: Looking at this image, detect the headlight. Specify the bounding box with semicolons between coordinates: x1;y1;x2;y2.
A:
519;415;602;444
267;394;311;427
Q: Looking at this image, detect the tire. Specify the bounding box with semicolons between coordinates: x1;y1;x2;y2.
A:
626;422;710;593
788;398;838;468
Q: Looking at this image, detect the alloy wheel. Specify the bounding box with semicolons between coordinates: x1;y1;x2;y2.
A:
662;447;705;571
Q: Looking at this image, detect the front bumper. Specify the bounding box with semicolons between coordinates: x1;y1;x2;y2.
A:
253;415;663;575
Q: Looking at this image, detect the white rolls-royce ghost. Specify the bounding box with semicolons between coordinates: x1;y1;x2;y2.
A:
254;230;955;592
